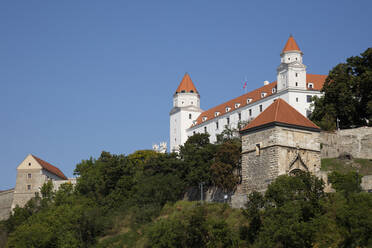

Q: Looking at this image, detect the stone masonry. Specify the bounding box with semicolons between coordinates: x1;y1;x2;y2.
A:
320;126;372;159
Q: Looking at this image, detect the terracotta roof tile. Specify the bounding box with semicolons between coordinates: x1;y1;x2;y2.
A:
31;155;68;180
175;73;198;94
191;74;326;128
240;98;319;132
282;35;301;53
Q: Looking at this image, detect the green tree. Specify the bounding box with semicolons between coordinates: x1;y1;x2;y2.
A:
179;133;217;187
310;48;372;130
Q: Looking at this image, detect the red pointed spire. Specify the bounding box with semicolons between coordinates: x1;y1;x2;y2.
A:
241;99;319;132
282;35;301;53
175;73;198;94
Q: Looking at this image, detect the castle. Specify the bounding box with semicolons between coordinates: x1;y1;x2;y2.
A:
170;35;327;152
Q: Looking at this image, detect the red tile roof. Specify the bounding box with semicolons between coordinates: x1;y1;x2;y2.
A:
191;74;326;128
282;35;301;53
306;74;327;91
175;73;198;94
240;98;319;132
31;155;68;180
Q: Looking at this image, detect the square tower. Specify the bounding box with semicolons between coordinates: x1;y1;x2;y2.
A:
240;99;321;194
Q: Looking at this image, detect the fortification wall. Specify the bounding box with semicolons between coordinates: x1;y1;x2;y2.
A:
320;126;372;159
0;189;14;220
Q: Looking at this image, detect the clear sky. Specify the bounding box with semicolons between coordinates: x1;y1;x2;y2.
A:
1;0;371;189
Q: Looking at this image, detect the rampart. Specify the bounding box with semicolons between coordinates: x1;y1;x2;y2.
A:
0;189;14;220
320;126;372;159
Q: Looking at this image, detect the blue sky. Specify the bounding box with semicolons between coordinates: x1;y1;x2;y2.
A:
1;0;371;189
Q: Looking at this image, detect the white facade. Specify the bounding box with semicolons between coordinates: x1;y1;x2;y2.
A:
170;92;203;152
169;37;326;150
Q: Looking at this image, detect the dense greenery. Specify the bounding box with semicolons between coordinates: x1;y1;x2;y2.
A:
310;48;372;130
2;133;371;247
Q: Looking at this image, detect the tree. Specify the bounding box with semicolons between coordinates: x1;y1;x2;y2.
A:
179;133;217;187
310;48;372;130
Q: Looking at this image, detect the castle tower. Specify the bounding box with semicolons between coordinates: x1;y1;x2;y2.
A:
277;35;307;92
170;73;203;152
240;99;321;194
11;154;68;210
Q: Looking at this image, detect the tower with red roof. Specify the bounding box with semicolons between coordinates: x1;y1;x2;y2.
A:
239;99;321;193
170;73;203;152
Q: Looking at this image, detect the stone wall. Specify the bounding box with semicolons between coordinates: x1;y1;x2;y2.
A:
361;175;372;192
0;189;14;220
320;126;372;159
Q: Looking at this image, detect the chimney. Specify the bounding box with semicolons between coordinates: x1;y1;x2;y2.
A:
264;80;270;85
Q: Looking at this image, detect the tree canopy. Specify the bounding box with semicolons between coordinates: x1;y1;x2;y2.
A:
310;48;372;130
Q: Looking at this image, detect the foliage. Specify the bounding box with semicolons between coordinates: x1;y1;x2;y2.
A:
310;48;372;130
328;171;362;195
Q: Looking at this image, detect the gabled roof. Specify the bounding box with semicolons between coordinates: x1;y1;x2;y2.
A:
282;35;301;53
31;155;68;180
240;98;319;132
175;73;198;94
190;73;326;128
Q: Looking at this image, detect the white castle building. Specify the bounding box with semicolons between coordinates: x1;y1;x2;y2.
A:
170;36;327;152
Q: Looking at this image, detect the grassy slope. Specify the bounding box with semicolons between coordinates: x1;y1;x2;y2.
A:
95;201;247;248
321;158;372;175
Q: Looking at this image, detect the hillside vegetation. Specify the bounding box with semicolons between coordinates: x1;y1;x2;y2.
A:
1;132;371;247
321;157;372;175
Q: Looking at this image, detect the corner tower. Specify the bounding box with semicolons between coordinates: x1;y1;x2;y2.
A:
277;35;307;91
170;73;203;152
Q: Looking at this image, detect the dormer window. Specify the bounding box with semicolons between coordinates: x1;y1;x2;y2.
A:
261;92;267;98
190;90;194;93
247;98;252;104
181;90;185;93
202;117;207;122
193;120;197;125
308;83;314;89
235;103;240;108
214;112;220;117
272;88;276;93
225;107;231;112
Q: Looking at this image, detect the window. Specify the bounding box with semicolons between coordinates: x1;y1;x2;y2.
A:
214;112;220;117
227;117;230;125
288;57;290;61
181;90;185;93
202;117;207;122
225;107;231;112
28;162;31;166
28;173;31;179
295;73;298;77
193;131;196;135
306;110;312;118
295;82;298;86
238;113;241;121
296;97;299;102
181;101;184;105
307;95;312;103
191;101;193;105
190;90;194;93
295;57;298;61
308;83;314;89
259;105;263;112
27;185;31;190
261;92;267;98
216;121;219;130
189;114;192;119
204;127;207;133
255;144;261;156
272;88;276;93
249;109;252;116
247;98;252;104
235;103;240;108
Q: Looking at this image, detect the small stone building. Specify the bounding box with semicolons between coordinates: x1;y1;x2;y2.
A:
11;154;70;210
240;98;321;194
